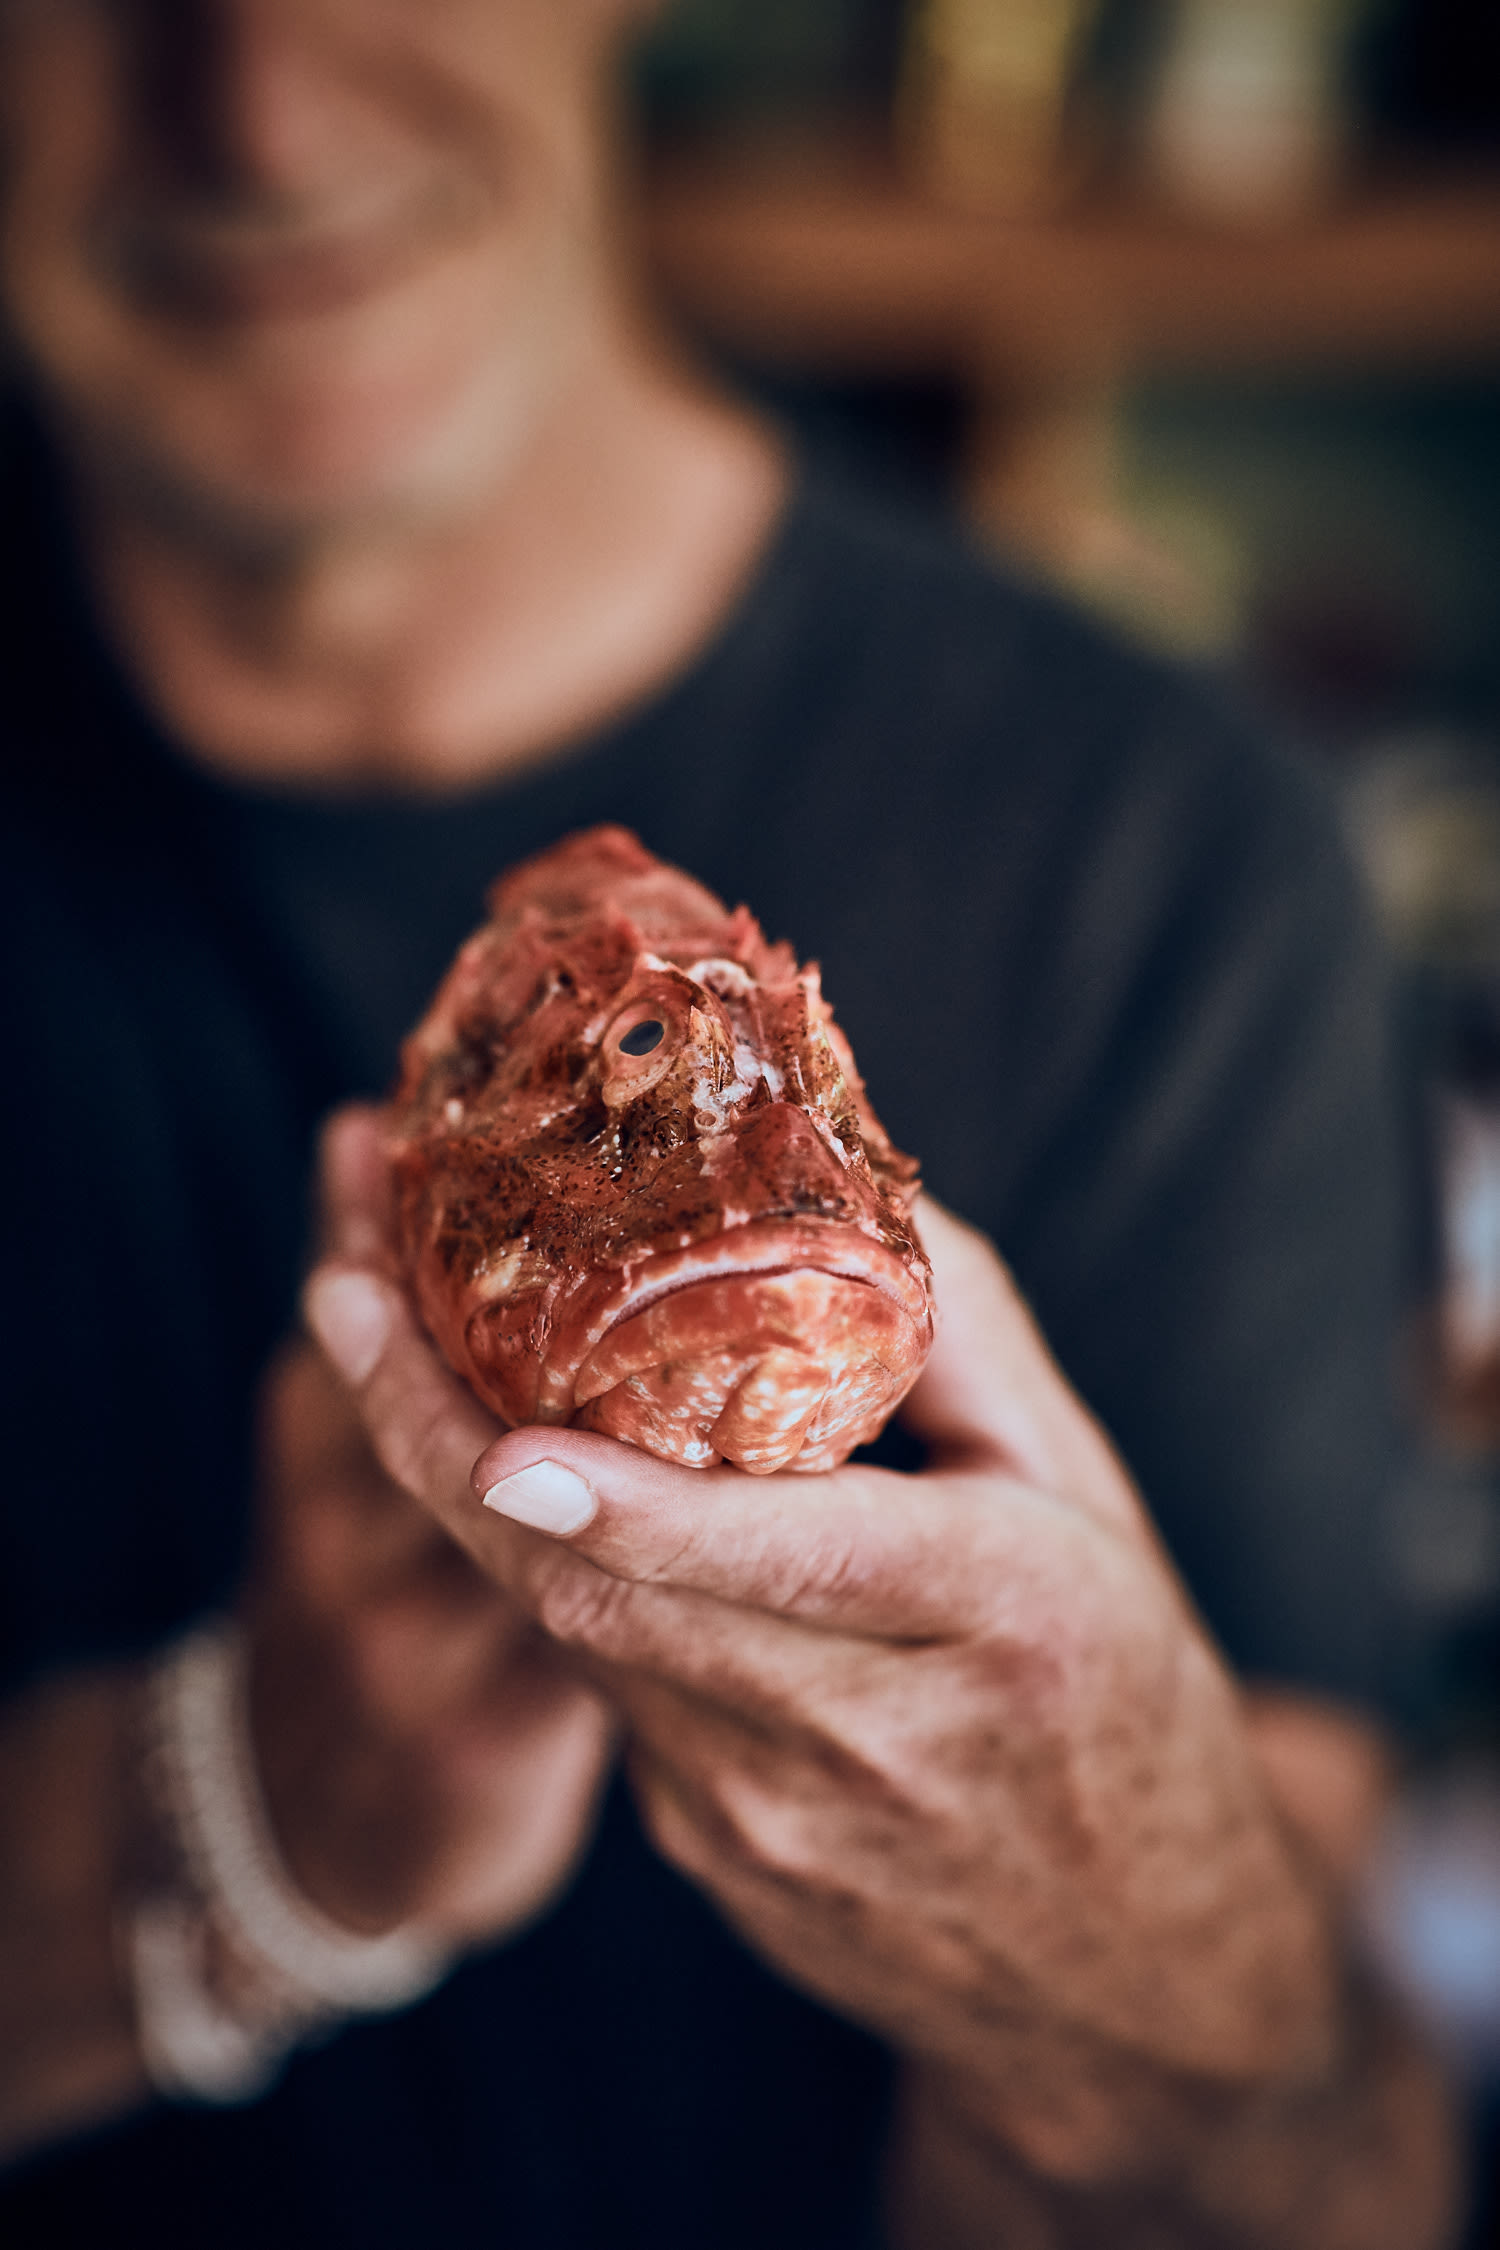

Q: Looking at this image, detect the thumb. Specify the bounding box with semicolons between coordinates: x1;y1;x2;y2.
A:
904;1198;1142;1532
318;1102;398;1269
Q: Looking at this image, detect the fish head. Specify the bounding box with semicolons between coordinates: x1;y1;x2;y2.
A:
391;828;933;1474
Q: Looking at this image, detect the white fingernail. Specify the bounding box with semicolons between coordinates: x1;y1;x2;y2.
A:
481;1460;596;1537
304;1271;391;1386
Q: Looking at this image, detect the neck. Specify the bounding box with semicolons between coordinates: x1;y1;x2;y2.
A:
73;320;787;796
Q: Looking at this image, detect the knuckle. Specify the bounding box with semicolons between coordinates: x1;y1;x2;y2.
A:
815;1708;925;1822
635;1775;716;1883
640;1524;701;1585
531;1555;631;1650
754;1517;888;1621
964;1620;1072;1718
712;1769;819;1884
371;1388;450;1502
790;1528;879;1613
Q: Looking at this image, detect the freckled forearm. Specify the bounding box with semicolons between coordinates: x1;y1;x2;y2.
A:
875;1679;1460;2247
883;1968;1459;2250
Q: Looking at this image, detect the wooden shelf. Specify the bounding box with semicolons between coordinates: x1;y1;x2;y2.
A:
643;161;1500;388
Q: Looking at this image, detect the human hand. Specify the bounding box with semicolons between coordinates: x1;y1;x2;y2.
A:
304;1106;1341;2182
251;1122;612;1946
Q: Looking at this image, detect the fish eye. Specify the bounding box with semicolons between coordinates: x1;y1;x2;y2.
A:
618;1018;665;1057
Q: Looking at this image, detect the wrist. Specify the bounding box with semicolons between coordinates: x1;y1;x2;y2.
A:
892;1937;1441;2246
122;1619;455;2105
889;1987;1454;2250
899;1905;1348;2196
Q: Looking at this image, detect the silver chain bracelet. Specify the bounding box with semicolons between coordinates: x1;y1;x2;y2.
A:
126;1619;453;2104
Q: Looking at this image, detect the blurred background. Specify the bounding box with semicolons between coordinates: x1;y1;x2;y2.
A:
626;0;1500;2233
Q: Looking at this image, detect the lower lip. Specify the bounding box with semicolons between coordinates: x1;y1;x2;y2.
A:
530;1217;931;1421
605;1226;924;1328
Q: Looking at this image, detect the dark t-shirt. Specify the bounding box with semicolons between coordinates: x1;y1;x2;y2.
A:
0;417;1406;2245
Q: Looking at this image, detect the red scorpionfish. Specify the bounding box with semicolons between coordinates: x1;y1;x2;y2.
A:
390;826;935;1475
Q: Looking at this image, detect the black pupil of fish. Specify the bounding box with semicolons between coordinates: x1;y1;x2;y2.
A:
619;1019;665;1058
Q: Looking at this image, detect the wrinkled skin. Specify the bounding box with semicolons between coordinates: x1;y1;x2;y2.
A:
391;827;934;1473
301;1115;1457;2250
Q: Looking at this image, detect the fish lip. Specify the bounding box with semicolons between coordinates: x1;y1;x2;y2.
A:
530;1215;931;1421
602;1216;927;1327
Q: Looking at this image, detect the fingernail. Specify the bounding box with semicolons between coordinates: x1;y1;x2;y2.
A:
481;1460;597;1537
304;1270;391;1386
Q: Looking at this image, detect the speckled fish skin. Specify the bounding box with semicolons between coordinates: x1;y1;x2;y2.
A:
390;827;934;1474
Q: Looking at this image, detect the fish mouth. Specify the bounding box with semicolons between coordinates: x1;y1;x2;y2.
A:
531;1216;931;1424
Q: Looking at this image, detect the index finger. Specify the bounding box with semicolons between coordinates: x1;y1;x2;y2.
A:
305;1122;1147;1638
469;1421;1129;1644
303;1221;1097;1646
317;1102;398;1269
